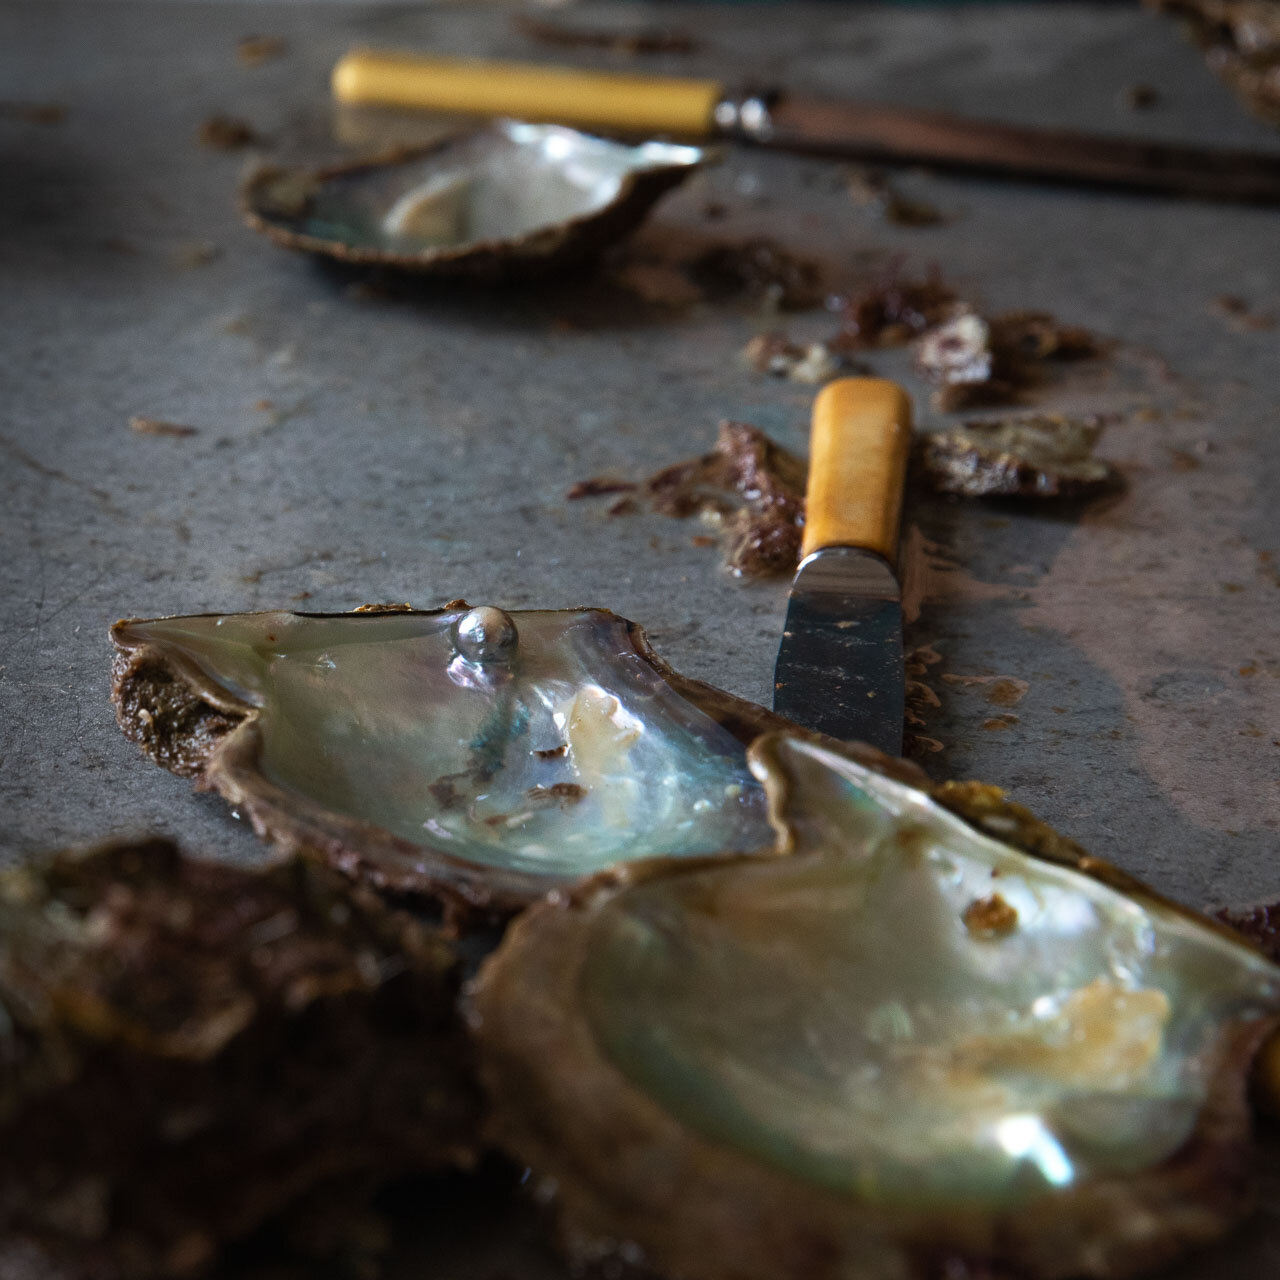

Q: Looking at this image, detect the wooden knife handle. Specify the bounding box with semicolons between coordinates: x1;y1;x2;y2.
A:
801;378;912;565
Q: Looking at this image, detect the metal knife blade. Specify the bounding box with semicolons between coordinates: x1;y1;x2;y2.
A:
773;547;903;755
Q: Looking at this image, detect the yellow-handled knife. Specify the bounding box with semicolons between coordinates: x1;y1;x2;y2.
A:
772;379;912;754
333;49;1280;204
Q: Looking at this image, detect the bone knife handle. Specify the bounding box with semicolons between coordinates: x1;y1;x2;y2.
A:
801;378;913;566
332;49;723;138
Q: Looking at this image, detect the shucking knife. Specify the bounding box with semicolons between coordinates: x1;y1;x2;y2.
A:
772;378;912;754
332;49;1280;205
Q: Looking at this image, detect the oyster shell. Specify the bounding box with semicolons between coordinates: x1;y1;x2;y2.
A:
109;603;820;913
916;414;1120;499
241;121;707;277
473;733;1280;1280
0;836;477;1278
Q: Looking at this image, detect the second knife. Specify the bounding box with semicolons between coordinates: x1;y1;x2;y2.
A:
332;50;1280;205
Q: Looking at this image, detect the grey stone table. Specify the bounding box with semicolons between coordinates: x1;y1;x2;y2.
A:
1;1;1279;1274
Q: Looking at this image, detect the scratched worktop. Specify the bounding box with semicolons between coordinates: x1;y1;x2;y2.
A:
2;0;1280;1275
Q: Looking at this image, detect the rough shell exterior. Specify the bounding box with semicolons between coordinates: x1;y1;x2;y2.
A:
0;837;478;1279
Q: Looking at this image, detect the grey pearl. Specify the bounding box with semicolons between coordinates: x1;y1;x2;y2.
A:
452;605;519;664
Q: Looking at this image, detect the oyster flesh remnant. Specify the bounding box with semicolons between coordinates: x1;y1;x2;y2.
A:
644;422;806;576
915;308;1099;410
111;604;798;912
474;733;1280;1280
572;422;807;577
914;308;997;404
830;265;959;350
0;837;477;1279
241;121;707;277
741;331;848;384
916;414;1119;499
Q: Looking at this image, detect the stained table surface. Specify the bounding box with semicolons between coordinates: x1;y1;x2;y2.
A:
1;1;1279;1272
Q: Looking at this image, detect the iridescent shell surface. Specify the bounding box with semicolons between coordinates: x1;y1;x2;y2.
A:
110;605;789;909
474;733;1280;1279
590;735;1280;1199
241;121;707;276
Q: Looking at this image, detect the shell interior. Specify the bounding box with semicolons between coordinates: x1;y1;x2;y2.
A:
114;609;771;878
582;735;1280;1207
268;121;704;254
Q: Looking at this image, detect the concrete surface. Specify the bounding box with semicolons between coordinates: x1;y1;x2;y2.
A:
2;1;1280;1275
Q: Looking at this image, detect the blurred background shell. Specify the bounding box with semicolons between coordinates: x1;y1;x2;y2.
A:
241;120;709;278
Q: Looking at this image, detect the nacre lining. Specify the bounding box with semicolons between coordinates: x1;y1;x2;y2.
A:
295;122;704;253
115;609;771;877
583;736;1280;1207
